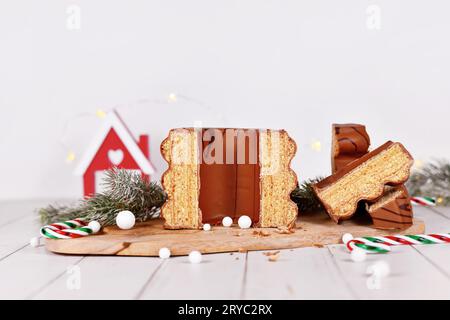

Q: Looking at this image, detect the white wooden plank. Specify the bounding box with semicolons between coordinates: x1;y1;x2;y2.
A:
413;244;450;279
414;206;450;233
33;256;163;300
0;245;82;299
244;248;354;299
138;252;246;300
0;215;41;260
427;206;450;219
0;200;76;261
328;244;450;299
0;200;46;226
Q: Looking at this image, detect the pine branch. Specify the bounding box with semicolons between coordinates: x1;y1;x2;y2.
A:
39;168;167;226
406;160;450;205
290;177;324;212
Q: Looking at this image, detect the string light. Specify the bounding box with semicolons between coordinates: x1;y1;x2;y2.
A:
66;151;76;163
59;93;227;165
413;159;424;170
96;109;107;118
311;140;322;152
168;93;177;102
437;197;444;204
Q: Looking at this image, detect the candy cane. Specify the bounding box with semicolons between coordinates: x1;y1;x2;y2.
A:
40;218;95;239
347;233;450;254
411;196;436;206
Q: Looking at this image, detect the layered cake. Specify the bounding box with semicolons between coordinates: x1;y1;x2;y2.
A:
314;141;414;223
160;128;298;229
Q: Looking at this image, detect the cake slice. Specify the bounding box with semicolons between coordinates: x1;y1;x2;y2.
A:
160;128;298;229
366;186;413;230
313;141;414;223
331;124;370;173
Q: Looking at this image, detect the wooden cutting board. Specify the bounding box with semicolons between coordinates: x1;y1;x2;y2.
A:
45;213;425;256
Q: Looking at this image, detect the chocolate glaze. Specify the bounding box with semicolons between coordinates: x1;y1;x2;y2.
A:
199;129;260;225
332;124;370;173
368;186;413;230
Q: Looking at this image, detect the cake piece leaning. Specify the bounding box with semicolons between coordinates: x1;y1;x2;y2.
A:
366;186;413;230
313;141;414;223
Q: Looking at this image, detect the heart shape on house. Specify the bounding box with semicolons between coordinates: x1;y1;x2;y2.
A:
108;149;124;165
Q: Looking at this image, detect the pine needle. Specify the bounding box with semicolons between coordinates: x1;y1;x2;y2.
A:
406;160;450;205
290;177;324;212
39;168;167;226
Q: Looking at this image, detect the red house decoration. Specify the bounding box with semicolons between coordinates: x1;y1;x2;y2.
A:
74;110;155;197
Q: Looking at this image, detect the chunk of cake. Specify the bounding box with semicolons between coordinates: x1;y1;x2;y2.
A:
160;128;298;229
313;141;414;223
366;186;413;230
332;124;370;173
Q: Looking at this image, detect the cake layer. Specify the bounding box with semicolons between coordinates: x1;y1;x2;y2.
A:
314;141;414;223
161;128;201;229
259;130;298;228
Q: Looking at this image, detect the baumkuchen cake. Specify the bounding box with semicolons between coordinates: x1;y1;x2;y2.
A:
332;124;370;173
160;128;298;229
313;141;414;223
366;186;413;230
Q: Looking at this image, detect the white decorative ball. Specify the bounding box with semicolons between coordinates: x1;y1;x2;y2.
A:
116;210;136;230
351;248;367;262
30;237;40;248
367;261;390;277
203;224;211;231
222;216;233;227
189;250;202;264
159;247;171;259
238;215;252;229
342;233;354;245
88;221;101;233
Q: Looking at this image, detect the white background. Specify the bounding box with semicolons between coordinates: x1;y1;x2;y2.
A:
1;0;449;200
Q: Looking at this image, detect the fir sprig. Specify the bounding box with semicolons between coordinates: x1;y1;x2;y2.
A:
39;168;167;226
406;160;450;205
290;177;324;212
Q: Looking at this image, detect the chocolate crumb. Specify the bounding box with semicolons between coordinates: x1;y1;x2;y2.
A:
252;230;270;237
313;243;324;248
263;251;280;256
275;226;295;234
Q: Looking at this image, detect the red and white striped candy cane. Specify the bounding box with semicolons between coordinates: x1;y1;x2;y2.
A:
40;218;94;239
347;233;450;254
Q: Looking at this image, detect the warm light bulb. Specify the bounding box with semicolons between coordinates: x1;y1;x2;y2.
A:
96;109;107;118
437;197;444;204
168;93;177;102
311;140;322;152
66;151;75;163
413;159;424;169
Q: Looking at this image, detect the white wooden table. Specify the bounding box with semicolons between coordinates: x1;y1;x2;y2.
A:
1;200;450;300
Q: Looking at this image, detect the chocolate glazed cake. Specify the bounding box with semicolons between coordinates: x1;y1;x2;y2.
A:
332;124;370;174
367;186;413;230
314;141;414;223
160;128;298;229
